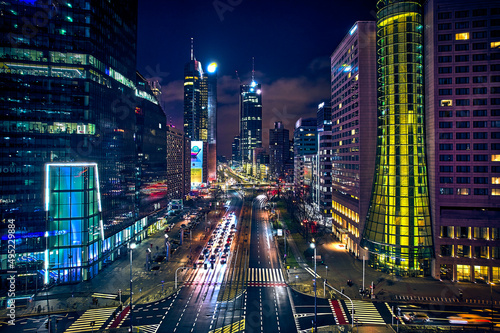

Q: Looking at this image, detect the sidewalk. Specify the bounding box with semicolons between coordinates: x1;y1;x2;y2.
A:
0;204;220;320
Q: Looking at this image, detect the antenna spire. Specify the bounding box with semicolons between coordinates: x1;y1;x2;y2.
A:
190;38;194;61
251;57;255;82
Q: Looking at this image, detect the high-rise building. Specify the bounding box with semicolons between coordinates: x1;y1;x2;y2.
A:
361;1;434;277
424;0;500;282
0;0;167;284
316;102;334;225
231;136;241;168
206;62;218;182
183;51;206;142
183;135;192;196
240;79;262;170
293;118;317;198
166;125;190;200
183;45;217;185
269;121;290;180
329;22;378;256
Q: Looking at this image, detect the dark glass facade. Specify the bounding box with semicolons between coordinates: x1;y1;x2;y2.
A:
0;0;167;284
240;81;262;168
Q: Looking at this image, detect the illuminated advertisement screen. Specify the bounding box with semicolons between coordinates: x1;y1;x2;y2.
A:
191;141;203;187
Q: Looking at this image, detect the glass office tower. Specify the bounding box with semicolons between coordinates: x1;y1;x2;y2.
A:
361;0;434;276
240;81;262;170
0;0;167;285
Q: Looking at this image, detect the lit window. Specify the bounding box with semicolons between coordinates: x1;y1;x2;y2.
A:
457;188;470;195
492;41;500;49
493;189;500;196
355;74;359;81
456;33;469;40
493;177;500;185
440;100;453;107
493;155;500;162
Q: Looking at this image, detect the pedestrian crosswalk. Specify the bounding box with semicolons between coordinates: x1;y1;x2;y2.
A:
304;266;320;278
134;324;160;333
91;292;117;300
347;300;385;325
247;267;286;287
209;318;245;333
65;307;117;332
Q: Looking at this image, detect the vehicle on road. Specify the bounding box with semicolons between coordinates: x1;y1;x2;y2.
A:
403;312;430;323
448;314;491;325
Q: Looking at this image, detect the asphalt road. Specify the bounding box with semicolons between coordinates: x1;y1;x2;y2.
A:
244;195;295;333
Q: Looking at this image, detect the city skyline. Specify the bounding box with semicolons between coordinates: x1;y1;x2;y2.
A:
136;0;377;157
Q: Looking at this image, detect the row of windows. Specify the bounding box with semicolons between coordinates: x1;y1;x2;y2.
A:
439;132;499;139
439;44;500;54
439;76;500;84
439;65;500;73
440;245;498;259
439;54;500;62
439;177;499;184
438;9;500;20
439;121;500;128
438;20;500;30
439;143;500;150
439;187;493;195
438;110;492;117
439;154;500;162
440;225;498;240
439;88;500;95
439;165;499;173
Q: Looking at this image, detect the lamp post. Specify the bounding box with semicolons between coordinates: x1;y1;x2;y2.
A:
310;242;317;333
128;242;136;332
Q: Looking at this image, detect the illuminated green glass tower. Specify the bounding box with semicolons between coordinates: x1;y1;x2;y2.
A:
361;0;433;276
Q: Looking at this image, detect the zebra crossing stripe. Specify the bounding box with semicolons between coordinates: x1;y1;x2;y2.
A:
208;318;245;333
248;268;285;284
134;324;160;333
65;307;117;332
91;293;117;299
348;300;386;325
304;266;320;278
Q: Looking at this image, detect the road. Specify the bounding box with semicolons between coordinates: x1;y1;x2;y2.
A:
4;189;500;332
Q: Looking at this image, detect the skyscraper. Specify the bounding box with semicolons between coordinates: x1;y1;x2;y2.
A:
183;43;217;185
166;125;190;200
183;47;206;142
361;1;434;276
269;121;290;180
240;78;262;172
316;102;334;225
0;0;167;283
424;0;500;282
206;62;218;182
330;22;378;256
293;118;317;199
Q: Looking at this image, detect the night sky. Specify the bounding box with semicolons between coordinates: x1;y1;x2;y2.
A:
137;0;377;157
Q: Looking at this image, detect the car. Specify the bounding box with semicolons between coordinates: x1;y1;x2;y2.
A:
402;312;429;323
448;314;491;325
221;254;227;264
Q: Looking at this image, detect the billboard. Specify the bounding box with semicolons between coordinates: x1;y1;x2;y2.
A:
191;141;203;187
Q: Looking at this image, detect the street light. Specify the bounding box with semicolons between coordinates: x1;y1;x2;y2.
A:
310;242;317;333
128;242;136;332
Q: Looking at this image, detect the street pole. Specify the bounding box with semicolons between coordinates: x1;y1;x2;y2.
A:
310;242;317;333
129;242;136;333
175;267;189;289
363;255;365;294
46;284;50;333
